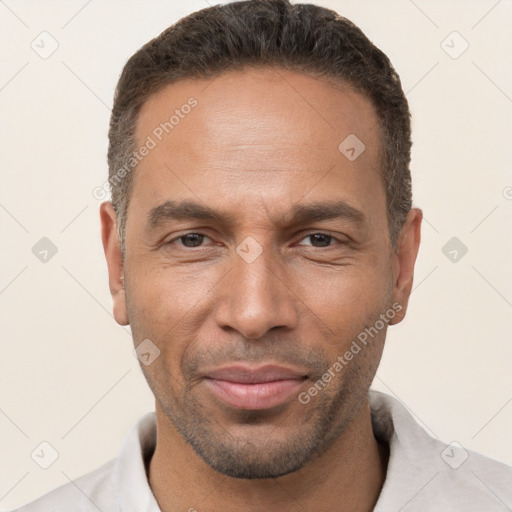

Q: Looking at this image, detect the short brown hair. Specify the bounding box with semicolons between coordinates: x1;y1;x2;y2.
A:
108;0;412;254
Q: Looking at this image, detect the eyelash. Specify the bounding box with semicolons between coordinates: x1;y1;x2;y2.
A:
166;232;345;249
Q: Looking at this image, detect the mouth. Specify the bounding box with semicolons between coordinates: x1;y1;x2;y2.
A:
201;364;308;410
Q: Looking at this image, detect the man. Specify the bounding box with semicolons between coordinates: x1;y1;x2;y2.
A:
14;0;512;511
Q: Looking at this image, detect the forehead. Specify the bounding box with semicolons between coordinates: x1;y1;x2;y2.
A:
136;67;380;160
130;67;384;225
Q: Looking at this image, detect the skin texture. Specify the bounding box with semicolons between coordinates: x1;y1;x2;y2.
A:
101;67;422;512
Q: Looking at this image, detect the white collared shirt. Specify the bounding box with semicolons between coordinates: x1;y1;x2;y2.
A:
12;391;512;511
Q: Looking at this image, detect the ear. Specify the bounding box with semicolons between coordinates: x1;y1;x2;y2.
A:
389;208;422;325
100;201;129;326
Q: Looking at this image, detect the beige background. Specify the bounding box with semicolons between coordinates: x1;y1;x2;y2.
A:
1;0;511;509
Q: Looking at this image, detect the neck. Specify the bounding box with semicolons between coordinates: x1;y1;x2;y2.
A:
148;397;388;512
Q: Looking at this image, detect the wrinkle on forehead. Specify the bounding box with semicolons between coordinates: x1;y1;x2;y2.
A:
128;67;386;239
135;67;380;163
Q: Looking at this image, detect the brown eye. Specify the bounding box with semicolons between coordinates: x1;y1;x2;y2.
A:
170;233;210;248
298;233;337;248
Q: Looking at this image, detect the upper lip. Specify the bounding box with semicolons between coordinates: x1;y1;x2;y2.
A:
202;364;308;384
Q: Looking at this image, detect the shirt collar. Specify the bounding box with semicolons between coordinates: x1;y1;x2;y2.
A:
112;391;424;511
114;411;160;512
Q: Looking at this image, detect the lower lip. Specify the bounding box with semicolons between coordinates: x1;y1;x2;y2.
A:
203;378;305;410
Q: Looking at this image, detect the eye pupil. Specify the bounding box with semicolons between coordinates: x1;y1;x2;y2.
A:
310;234;331;247
181;233;204;247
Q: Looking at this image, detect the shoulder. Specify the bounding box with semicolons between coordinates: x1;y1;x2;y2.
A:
10;411;157;512
11;458;117;512
370;390;512;511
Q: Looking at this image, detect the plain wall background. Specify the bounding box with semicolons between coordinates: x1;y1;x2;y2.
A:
1;0;511;509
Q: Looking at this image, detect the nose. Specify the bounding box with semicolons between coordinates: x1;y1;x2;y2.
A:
214;242;299;339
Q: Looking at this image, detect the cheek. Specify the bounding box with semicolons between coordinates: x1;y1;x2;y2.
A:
132;264;217;317
295;261;392;327
125;264;225;361
292;270;392;377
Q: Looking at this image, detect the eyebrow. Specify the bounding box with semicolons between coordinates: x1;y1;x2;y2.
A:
147;199;365;231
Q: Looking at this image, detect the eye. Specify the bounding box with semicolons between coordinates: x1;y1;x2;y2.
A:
297;233;342;248
169;233;212;248
165;232;345;250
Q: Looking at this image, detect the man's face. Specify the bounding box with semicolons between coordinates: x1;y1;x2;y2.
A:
104;68;413;478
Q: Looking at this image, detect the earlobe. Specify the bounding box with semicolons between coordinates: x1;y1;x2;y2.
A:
99;201;129;326
389;208;422;326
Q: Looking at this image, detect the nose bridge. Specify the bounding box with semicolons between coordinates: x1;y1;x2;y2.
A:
215;237;297;339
